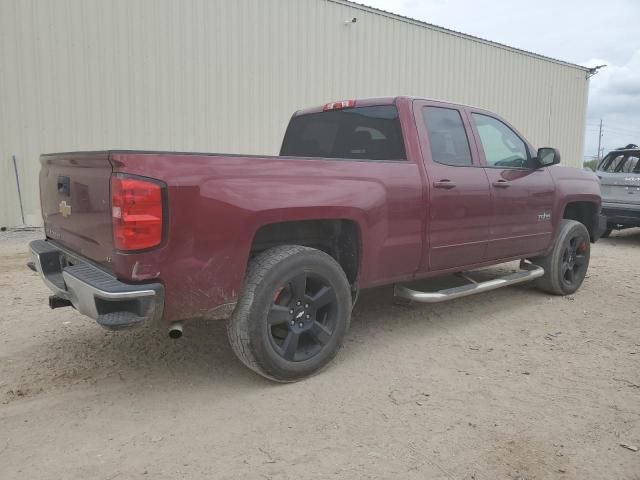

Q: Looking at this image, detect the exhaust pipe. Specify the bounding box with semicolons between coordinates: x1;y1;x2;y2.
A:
168;322;183;339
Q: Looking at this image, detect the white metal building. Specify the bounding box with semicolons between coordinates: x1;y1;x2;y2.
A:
0;0;591;228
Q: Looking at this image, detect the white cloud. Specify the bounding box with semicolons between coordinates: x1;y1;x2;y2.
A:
584;52;640;156
360;0;640;159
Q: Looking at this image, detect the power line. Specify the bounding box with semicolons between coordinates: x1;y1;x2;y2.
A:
586;122;640;134
586;122;640;136
604;127;640;136
603;121;640;129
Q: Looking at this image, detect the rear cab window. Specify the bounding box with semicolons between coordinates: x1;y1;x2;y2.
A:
280;105;406;161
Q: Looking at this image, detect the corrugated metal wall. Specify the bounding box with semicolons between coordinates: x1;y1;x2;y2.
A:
0;0;590;227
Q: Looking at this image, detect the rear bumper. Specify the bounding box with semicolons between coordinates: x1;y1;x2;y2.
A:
602;202;640;228
29;239;164;330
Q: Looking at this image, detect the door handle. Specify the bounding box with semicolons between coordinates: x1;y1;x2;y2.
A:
433;180;457;189
493;180;510;188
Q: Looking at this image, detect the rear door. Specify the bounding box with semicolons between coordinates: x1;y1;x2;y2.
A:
598;151;640;205
40;152;115;267
467;110;555;259
414;100;491;271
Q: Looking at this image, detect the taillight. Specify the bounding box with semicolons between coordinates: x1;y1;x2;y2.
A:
323;99;355;111
111;175;164;251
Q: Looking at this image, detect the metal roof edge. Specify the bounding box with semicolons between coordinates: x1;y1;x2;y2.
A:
325;0;591;72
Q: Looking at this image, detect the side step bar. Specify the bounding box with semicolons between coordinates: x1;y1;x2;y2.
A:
394;261;544;304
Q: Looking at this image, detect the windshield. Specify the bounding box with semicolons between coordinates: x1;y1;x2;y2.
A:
280;105;406;161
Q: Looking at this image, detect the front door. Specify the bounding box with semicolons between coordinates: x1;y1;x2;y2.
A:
414;101;492;271
468;111;555;259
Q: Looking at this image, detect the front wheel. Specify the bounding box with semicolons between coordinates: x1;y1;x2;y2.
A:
531;219;591;295
227;245;352;382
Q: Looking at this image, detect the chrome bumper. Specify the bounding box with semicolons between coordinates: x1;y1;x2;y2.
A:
29;240;164;330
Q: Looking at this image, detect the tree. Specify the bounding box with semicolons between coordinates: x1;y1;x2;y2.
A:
583;159;598;171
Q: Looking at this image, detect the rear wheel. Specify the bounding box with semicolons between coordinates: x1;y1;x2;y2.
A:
531;219;591;295
227;245;352;382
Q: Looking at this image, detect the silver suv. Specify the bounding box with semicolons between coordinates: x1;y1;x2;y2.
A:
597;144;640;236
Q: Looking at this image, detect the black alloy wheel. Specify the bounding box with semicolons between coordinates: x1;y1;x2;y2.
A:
560;235;589;287
268;272;338;362
531;219;591;295
227;245;352;382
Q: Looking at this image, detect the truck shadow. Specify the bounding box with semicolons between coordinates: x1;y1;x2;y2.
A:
3;264;548;403
347;268;541;352
601;227;640;245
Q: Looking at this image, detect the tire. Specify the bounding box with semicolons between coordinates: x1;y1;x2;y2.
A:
531;219;591;295
227;245;352;382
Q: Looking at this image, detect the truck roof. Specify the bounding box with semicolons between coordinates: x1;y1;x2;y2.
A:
294;96;490;117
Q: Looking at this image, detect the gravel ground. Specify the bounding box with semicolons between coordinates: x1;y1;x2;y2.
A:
0;229;638;479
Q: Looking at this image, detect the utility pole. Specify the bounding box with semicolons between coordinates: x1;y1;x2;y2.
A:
597;119;604;160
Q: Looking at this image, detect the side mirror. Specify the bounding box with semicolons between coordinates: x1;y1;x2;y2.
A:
537;147;561;167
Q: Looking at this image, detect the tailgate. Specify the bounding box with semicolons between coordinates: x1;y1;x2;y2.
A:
40;151;114;267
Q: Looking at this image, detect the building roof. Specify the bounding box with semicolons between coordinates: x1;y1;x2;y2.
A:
328;0;590;72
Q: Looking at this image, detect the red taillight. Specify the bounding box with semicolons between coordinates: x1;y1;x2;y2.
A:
323;99;356;111
111;176;164;251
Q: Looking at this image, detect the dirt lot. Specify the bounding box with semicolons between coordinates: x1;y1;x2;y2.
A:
0;229;638;480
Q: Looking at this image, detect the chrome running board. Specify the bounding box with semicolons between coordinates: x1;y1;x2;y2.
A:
394;261;544;304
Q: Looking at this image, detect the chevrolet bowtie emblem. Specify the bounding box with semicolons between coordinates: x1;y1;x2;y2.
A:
59;200;72;217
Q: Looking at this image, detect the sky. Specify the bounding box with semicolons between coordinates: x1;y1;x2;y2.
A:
361;0;640;161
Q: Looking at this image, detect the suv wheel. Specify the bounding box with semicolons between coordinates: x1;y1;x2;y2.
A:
531;219;591;295
227;245;352;382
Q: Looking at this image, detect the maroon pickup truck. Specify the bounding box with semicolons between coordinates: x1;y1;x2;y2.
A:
29;97;605;381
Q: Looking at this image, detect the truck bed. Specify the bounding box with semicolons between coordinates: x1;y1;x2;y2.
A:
39;149;424;323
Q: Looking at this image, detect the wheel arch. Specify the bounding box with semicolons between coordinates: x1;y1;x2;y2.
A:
561;200;600;242
248;218;363;285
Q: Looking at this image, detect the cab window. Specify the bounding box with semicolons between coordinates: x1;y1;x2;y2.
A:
472;114;529;168
422;107;473;166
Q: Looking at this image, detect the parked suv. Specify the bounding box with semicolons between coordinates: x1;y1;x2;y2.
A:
597;144;640;236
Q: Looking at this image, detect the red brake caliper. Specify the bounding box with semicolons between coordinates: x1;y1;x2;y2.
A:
272;286;285;302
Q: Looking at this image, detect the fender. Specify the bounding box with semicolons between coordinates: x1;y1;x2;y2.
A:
548;165;602;246
110;150;424;322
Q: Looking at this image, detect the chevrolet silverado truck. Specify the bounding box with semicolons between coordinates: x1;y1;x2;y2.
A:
29;97;606;382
